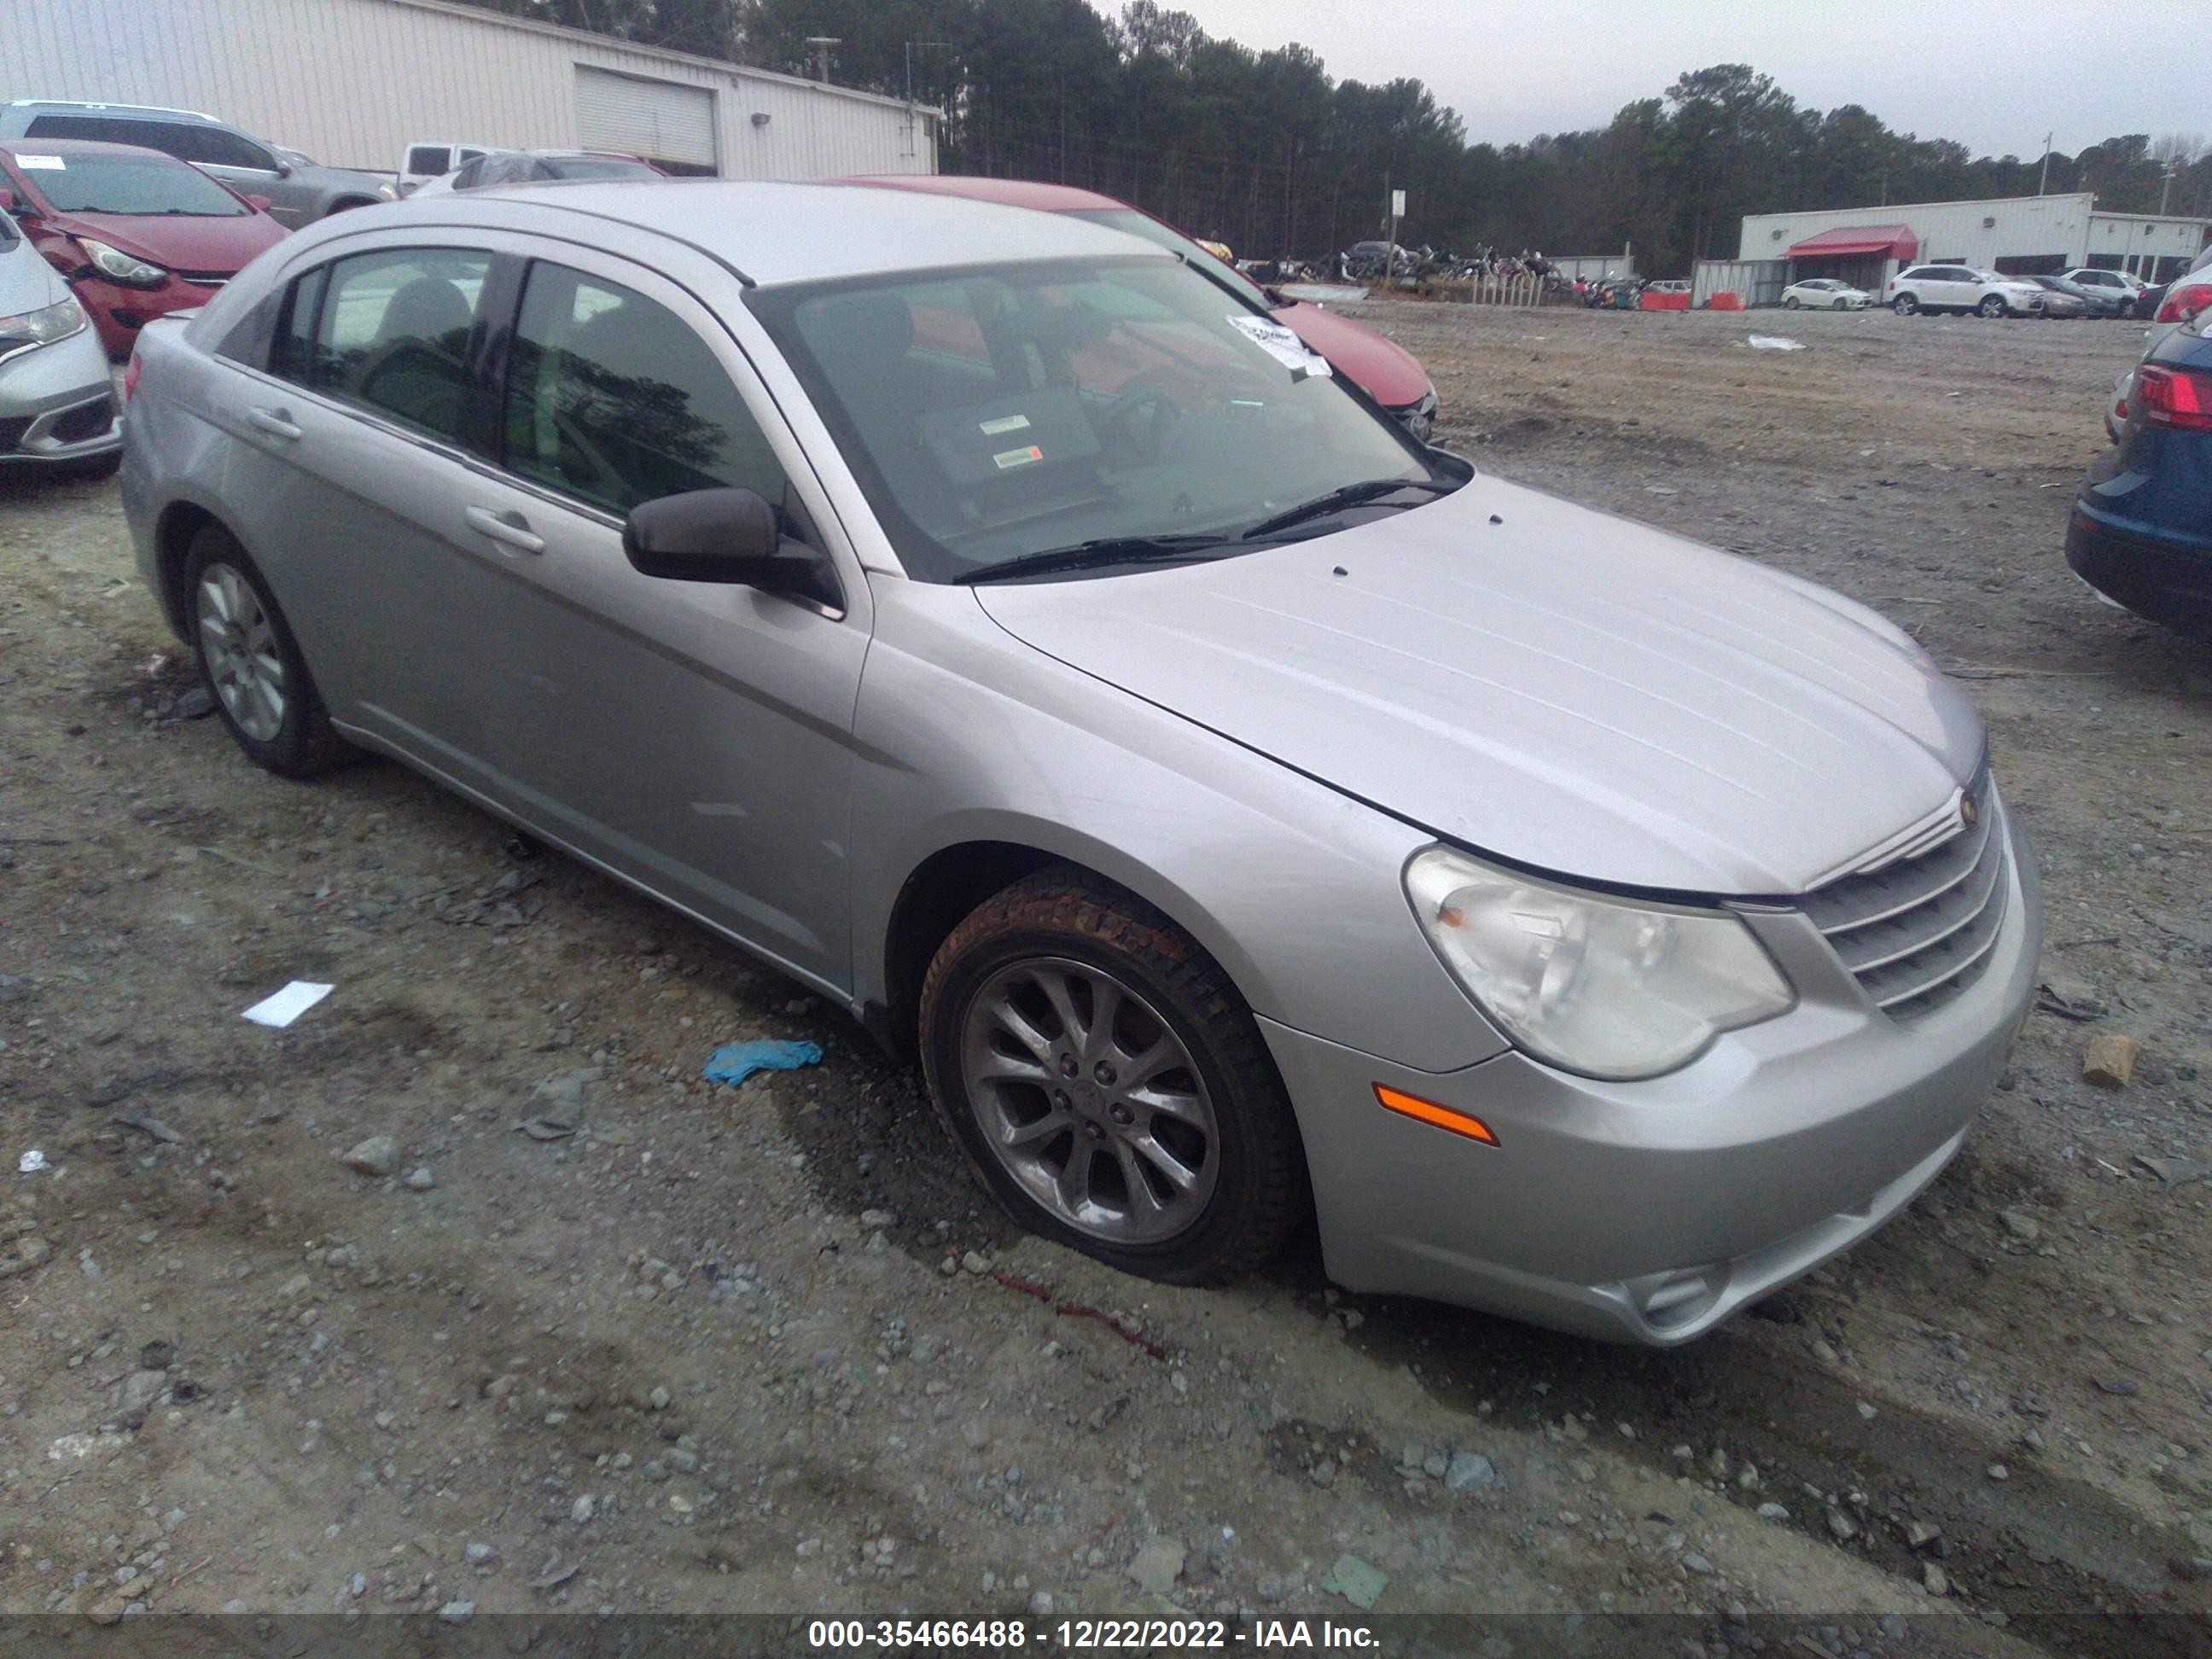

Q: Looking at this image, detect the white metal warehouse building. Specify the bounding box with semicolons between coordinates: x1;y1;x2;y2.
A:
1738;192;2209;290
2;0;938;181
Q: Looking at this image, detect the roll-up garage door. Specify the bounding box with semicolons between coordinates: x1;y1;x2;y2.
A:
574;66;717;172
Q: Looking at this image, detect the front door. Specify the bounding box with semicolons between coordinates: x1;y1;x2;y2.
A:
442;252;868;992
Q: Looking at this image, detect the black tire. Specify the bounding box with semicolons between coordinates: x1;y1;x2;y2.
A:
1893;294;1918;316
63;451;121;481
1977;294;2007;318
1783;295;1800;310
919;865;1307;1285
182;523;350;778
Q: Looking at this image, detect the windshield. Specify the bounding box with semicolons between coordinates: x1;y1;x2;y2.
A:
749;254;1437;583
15;151;247;217
1062;208;1272;310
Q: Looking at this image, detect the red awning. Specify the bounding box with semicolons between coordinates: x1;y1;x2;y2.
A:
1787;224;1918;261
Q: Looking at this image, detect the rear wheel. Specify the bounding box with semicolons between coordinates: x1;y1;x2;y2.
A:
1783;295;1800;310
920;867;1306;1284
1893;294;1918;316
183;524;349;777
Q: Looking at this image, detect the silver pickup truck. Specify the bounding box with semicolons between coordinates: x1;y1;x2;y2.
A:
0;101;397;228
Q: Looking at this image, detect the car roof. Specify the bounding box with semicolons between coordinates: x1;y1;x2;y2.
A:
0;137;194;161
6;99;219;125
371;180;1170;287
840;173;1125;212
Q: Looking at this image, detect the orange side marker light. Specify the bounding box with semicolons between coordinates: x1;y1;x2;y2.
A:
1373;1084;1499;1146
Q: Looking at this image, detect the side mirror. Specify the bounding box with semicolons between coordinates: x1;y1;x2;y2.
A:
0;188;15;212
623;488;840;608
245;194;274;212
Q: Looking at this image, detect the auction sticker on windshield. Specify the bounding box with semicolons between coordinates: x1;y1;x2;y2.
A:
15;155;66;170
1227;313;1331;378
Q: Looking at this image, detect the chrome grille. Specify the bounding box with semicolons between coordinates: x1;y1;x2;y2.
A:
1800;775;2009;1019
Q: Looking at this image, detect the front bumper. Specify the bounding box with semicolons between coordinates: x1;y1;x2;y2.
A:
0;322;120;468
73;272;224;359
1262;802;2040;1345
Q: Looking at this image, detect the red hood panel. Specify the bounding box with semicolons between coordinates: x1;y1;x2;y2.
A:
54;209;287;274
1272;300;1430;410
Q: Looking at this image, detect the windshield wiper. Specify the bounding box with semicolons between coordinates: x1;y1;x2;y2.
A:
952;533;1236;585
1237;476;1454;542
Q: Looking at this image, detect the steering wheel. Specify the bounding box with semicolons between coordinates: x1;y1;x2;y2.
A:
1095;384;1182;464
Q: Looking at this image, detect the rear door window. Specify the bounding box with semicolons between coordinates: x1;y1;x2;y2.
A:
500;260;785;515
406;145;451;176
308;247;492;445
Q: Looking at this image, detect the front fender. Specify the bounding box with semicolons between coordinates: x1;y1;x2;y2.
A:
849;579;1511;1074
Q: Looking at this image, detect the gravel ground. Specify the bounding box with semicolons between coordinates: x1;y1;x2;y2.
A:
1;300;2208;1653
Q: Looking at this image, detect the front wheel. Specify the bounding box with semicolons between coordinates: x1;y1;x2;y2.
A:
919;868;1307;1284
1977;294;2008;318
1893;294;1918;316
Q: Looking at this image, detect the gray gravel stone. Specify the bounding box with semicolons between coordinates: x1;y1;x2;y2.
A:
1127;1538;1185;1595
1445;1451;1499;1492
341;1136;400;1178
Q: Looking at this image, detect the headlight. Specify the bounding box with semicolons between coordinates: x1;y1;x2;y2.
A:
79;240;167;288
0;294;88;354
1405;847;1795;1080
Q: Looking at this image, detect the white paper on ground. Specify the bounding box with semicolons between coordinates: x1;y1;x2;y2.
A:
1747;335;1807;351
17;1150;49;1174
242;981;333;1027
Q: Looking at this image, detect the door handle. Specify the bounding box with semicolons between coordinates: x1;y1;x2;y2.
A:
464;505;545;554
247;406;302;440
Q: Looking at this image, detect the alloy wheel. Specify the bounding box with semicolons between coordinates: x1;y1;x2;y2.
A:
958;957;1220;1244
195;561;287;743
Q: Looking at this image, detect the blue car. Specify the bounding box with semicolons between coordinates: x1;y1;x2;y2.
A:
2069;309;2212;636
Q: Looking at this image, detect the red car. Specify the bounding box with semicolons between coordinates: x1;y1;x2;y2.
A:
842;174;1440;440
0;139;288;358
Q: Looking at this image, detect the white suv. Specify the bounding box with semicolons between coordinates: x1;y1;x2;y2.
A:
1886;265;2046;318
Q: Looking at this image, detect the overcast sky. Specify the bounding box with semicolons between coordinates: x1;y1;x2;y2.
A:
1127;0;2210;159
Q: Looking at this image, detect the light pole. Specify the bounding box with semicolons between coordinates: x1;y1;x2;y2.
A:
2037;131;2053;195
805;37;840;84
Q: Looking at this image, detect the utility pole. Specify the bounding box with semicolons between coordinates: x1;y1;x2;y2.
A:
2160;157;2180;217
2038;131;2052;196
805;37;839;84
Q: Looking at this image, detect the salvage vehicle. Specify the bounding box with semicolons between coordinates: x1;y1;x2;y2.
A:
407;149;664;196
845;174;1439;441
0;201;119;474
2022;276;2090;319
2057;266;2148;317
0;102;398;227
1885;265;2045;317
398;141;493;195
0;139;287;358
2069;302;2212;635
119;183;2041;1343
1779;277;1868;311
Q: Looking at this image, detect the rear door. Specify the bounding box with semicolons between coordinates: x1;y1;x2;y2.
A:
438;242;870;990
212;234;506;756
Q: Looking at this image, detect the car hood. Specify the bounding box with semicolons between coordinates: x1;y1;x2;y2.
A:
1272;300;1431;409
0;232;67;312
53;208;287;272
974;477;1985;896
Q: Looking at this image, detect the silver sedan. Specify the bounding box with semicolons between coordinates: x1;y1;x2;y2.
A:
0;202;119;474
119;183;2040;1343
